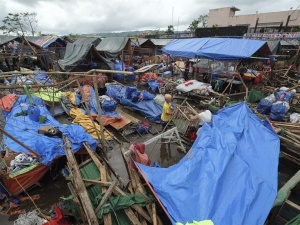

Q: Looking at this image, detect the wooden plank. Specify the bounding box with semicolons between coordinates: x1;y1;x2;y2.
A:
116;107;141;124
67;182;88;224
83;143;112;225
152;203;158;225
78;158;92;168
110;116;131;130
95;180;118;213
63;136;98;225
124;208;142;225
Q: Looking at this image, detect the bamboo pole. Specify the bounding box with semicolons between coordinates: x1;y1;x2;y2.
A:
92;73;107;148
17;38;25;71
0;127;39;157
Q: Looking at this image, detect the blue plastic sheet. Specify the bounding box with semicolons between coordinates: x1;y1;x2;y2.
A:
137;103;279;225
105;85;123;101
107;85;162;123
147;79;161;92
162;38;271;60
33;71;52;84
113;60;125;81
4;95;98;165
88;86;120;119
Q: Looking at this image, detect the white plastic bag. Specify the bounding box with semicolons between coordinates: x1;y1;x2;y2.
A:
265;94;276;103
290;113;299;123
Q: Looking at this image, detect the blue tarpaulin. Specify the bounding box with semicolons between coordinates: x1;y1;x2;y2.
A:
87;86;121;118
106;85;162;123
162;38;271;60
3;95;98;165
137;103;279;225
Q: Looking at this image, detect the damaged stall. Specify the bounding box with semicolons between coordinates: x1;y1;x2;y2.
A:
0;94;97;196
162;38;272;104
136;103;280;225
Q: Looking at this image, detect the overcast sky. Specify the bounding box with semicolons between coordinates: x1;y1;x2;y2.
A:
0;0;299;35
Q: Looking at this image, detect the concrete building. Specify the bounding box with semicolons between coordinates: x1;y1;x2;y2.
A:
208;6;300;33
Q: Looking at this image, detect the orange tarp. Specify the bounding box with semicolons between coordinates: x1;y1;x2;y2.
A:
0;94;18;112
2;163;49;196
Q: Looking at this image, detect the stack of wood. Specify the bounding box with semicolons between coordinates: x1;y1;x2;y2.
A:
64;136;164;225
272;122;300;165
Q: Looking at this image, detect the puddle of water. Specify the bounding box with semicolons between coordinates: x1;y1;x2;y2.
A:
107;138;186;183
145;139;185;168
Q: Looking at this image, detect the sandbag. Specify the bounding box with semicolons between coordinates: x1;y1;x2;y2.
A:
102;100;116;112
270;102;288;121
276;91;292;102
257;99;273;114
257;94;276;114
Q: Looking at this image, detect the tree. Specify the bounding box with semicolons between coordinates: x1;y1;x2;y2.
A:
198;14;208;28
66;33;81;42
0;12;38;36
187;14;208;31
165;25;174;35
188;19;200;32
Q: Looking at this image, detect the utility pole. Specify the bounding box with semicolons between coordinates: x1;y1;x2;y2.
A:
172;6;174;26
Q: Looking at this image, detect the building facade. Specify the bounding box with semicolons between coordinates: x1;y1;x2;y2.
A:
208;6;300;33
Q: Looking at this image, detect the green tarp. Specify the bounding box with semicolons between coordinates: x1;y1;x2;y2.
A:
247;89;265;104
65;161;154;225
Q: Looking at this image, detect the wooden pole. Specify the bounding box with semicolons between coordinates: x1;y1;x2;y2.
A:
0;69;133;76
92;73;107;147
17;38;25;71
0;127;39;157
22;36;48;71
64;136;98;225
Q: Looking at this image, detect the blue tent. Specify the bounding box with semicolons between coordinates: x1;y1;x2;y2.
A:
137;103;279;225
162;38;271;60
3;95;97;165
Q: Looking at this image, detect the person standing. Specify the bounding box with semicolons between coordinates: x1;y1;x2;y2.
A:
161;94;174;131
97;73;108;96
189;108;212;134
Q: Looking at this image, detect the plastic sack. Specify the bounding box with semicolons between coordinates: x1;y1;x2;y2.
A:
290;113;300;123
276;91;292;102
162;71;172;78
265;94;276;103
136;125;149;134
102;100;116;112
113;74;123;81
142;90;154;100
257;99;273;114
125;86;137;99
270;101;289;121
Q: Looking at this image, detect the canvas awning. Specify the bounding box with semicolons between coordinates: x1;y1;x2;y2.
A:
162;38;272;60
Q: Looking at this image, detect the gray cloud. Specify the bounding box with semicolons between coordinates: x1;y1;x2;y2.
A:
0;0;298;35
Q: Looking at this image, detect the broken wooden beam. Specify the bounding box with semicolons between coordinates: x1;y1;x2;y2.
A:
63;136;98;225
95;180;118;213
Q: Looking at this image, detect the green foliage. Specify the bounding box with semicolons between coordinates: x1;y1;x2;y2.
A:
0;12;38;36
66;33;81;42
188;19;200;32
165;25;174;35
188;14;208;32
198;14;208;28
